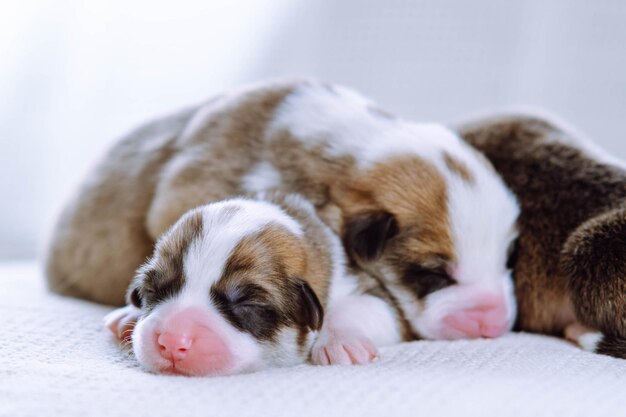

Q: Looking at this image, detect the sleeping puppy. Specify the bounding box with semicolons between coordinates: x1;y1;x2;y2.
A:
457;112;626;359
104;192;401;375
47;78;519;344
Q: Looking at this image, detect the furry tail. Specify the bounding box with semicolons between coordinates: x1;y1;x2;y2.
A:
596;334;626;359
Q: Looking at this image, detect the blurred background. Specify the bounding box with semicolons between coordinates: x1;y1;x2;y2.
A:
1;0;625;260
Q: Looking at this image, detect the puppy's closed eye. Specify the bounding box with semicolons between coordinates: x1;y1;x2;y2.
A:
402;265;456;299
211;284;280;340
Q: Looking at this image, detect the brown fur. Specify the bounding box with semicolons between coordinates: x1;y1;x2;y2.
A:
458;114;626;352
349;157;454;266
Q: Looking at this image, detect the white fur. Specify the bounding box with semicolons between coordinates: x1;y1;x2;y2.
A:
242;161;283;194
578;332;604;352
269;83;471;171
259;328;313;368
323;293;402;347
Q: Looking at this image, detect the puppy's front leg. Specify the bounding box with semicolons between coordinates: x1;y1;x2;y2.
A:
311;294;402;365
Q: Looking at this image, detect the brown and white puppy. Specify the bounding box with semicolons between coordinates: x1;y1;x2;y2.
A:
48;78;519;343
457;112;626;358
105;192;401;375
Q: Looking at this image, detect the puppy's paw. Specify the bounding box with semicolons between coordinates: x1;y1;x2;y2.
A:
311;331;378;366
565;322;603;352
104;305;141;344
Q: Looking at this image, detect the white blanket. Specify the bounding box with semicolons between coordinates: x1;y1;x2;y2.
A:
1;262;625;417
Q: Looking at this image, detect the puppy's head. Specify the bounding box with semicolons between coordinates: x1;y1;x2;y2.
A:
130;198;323;376
342;125;519;340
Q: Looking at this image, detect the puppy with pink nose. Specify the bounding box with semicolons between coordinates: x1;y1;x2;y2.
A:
105;192;402;376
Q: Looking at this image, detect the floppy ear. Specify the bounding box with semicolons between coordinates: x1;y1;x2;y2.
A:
293;280;324;331
344;211;399;263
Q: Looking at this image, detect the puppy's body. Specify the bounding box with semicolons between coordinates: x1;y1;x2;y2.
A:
48;79;519;342
106;193;400;375
458;113;626;358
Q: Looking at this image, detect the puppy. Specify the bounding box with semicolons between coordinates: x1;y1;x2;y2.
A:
104;192;401;375
458;112;626;358
48;78;519;343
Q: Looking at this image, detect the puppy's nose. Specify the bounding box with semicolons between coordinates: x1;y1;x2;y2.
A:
157;332;193;361
443;302;509;339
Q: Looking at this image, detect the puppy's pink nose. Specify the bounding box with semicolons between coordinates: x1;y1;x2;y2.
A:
158;333;193;361
443;303;509;339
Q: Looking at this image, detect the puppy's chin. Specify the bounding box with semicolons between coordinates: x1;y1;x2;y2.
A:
155;358;262;377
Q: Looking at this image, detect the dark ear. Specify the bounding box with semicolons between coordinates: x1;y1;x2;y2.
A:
344;211;399;263
295;280;324;331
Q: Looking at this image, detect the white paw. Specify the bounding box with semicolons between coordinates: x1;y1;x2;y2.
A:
311;331;378;366
104;305;141;344
565;322;603;352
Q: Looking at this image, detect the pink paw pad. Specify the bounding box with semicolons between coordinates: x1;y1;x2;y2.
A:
312;333;378;366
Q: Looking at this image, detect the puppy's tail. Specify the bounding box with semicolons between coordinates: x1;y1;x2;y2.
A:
596;334;626;359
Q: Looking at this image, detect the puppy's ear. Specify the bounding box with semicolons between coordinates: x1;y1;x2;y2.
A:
293;280;324;331
344;211;399;263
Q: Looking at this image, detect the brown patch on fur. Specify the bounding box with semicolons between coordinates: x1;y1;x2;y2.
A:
212;221;328;345
459;115;626;342
443;152;475;183
344;156;455;266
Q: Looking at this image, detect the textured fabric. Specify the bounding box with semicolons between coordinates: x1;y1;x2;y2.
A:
1;262;625;417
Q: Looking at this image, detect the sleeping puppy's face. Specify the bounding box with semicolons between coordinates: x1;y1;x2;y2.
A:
340;132;520;340
130;199;323;376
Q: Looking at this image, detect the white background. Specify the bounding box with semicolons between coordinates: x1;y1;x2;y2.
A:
1;0;625;260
